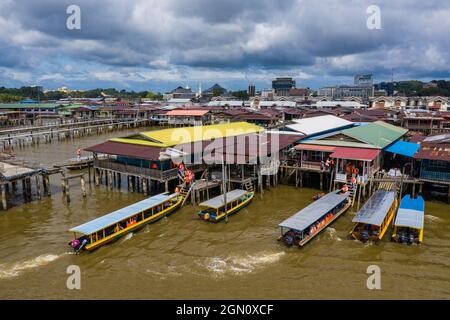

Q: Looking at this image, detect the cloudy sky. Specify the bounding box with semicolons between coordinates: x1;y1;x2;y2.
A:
1;0;449;92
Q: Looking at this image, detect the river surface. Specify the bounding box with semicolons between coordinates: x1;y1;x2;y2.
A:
0;128;449;299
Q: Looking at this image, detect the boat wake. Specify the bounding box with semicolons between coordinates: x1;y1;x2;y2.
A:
204;252;285;276
327;228;342;242
120;233;133;243
425;215;443;223
0;253;69;280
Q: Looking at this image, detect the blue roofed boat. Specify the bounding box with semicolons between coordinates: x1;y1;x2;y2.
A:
68;192;183;253
350;189;398;242
392;195;425;245
278;190;351;247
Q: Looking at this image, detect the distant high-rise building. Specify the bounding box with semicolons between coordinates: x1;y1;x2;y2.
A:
248;85;256;97
272;77;296;96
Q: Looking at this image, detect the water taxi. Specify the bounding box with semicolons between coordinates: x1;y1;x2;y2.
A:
391;195;425;245
278;190;351;247
349;189;398;242
196;189;254;222
69;192;183;253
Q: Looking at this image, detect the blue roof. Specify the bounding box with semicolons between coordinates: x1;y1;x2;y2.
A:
19;99;38;104
352;190;396;226
385;140;420;158
69;193;178;235
279;191;349;231
394;195;425;229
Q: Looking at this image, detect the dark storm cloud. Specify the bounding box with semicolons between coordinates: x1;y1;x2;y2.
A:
1;0;450;89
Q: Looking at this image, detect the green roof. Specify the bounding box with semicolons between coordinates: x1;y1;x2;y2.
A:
0;103;63;109
301;140;379;149
341;121;408;149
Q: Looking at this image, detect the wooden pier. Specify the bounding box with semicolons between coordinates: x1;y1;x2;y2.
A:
0;118;150;152
0;161;61;210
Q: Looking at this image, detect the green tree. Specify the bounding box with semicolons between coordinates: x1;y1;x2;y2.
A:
231;90;249;100
0;93;21;102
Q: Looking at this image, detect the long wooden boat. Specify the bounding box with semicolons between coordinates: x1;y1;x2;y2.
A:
391;195;425;245
55;154;107;170
196;189;254;222
278;190;351;247
349;189;398;242
68;192;183;253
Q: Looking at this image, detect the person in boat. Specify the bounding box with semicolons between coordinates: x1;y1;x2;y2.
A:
341;184;349;194
76;147;82;161
70;237;89;253
114;224;123;233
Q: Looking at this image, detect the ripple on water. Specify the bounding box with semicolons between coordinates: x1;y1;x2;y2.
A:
203;252;285;276
0;253;69;279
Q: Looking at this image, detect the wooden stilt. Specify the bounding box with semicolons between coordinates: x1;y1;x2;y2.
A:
81;176;86;197
35;175;41;200
1;184;7;210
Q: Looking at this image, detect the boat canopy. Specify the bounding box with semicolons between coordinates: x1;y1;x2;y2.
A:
278;191;349;231
394;195;425;229
352;190;396;226
69;193;178;235
199;189;248;209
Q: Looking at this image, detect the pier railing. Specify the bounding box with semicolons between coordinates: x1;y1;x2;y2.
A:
420;170;450;183
94;159;179;181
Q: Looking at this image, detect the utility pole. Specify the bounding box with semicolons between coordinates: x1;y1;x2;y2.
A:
222;155;228;223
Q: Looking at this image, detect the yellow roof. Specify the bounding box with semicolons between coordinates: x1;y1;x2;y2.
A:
110;122;264;147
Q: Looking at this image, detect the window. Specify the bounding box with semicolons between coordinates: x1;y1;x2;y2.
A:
428;160;446;170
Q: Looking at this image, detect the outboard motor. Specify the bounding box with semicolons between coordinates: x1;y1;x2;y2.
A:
360;229;369;242
283;233;295;247
74;239;89;254
409;233;415;245
399;232;408;244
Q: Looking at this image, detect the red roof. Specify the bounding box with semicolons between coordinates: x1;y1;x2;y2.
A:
166;110;209;116
414;144;450;161
295;144;336;152
330;147;380;161
85;141;162;160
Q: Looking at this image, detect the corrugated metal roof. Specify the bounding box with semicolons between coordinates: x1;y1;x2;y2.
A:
85;141;162;160
295;144;336;152
414;143;450;161
166;110;209;116
352;190;396;226
330;147;380;161
0;103;63;109
342;121;408;149
300;139;379;149
286;115;354;136
394;195;425;229
111;122;263;148
278;191;349;231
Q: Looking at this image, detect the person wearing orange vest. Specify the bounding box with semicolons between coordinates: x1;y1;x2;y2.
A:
351;176;357;188
185;171;191;188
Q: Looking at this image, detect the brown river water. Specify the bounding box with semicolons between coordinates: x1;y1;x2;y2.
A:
0;128;449;299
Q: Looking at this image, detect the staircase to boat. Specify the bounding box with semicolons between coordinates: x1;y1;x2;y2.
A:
348;183;358;207
243;178;254;192
179;169;208;207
